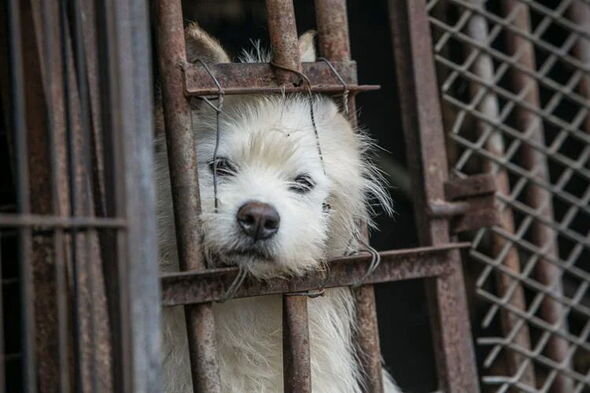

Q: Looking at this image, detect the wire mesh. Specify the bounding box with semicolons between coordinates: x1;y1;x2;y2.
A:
427;0;590;392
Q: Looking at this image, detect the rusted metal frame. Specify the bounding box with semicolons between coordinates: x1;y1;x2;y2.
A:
162;244;466;306
96;0;161;391
38;1;71;391
449;130;590;216
501;3;572;392
17;1;68;391
429;13;590;122
0;214;126;228
61;1;115;390
432;8;590;184
183;62;377;96
313;2;384;391
283;295;312;393
264;2;312;392
451;1;536;387
154;0;222;392
471;249;590;320
5;0;36;391
389;1;480;392
445;0;590;73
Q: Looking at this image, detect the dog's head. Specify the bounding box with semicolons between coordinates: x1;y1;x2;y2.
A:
157;24;391;278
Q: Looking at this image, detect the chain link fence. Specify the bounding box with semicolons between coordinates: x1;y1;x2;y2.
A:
426;0;590;392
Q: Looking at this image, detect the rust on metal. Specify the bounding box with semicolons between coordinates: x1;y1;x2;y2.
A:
314;0;351;61
265;0;301;84
314;1;382;391
441;174;501;233
389;0;481;392
501;2;572;392
283;295;312;393
155;0;222;392
263;3;314;391
161;244;466;306
184;61;378;96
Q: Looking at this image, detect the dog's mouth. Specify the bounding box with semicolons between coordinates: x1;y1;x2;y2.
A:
219;244;276;265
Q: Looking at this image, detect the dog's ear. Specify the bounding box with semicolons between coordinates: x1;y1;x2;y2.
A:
298;30;317;62
185;22;231;64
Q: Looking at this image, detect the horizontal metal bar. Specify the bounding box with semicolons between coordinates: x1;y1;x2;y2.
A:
183;61;379;96
0;214;127;228
161;243;469;306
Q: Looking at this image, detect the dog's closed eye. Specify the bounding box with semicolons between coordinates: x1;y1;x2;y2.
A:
208;157;237;176
290;174;315;194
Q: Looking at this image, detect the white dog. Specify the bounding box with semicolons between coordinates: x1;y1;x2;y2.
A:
156;23;399;393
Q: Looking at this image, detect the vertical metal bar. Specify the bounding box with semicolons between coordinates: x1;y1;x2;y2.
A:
6;1;37;392
314;1;384;392
39;0;71;391
388;1;480;392
99;0;161;391
265;0;301;80
314;0;351;61
463;0;536;387
154;1;222;392
283;295;312;393
500;3;571;392
264;2;312;392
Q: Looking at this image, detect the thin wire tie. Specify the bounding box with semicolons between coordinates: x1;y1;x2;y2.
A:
270;61;326;175
351;237;381;288
317;57;350;117
196;59;225;212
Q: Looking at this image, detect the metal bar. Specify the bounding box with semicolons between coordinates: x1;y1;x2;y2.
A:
184;62;377;96
6;0;36;391
99;0;161;390
314;0;351;60
265;0;300;82
162;244;467;306
154;1;221;392
500;3;572;392
264;3;312;392
461;1;536;386
0;214;126;228
38;0;71;391
18;1;65;390
389;1;480;392
283;295;312;393
314;2;383;391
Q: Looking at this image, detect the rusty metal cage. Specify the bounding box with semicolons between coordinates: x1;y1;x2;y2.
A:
9;0;589;392
426;0;590;392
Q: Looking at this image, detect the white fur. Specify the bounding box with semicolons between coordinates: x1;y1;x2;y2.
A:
157;25;400;393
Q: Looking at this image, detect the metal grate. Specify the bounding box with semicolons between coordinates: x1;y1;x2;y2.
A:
427;0;590;392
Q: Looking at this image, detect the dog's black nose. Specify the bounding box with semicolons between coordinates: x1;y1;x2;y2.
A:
237;202;280;241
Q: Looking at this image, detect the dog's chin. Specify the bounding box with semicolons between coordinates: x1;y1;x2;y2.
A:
212;246;297;279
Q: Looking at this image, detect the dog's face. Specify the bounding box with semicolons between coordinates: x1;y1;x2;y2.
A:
157;24;390;278
197;96;342;277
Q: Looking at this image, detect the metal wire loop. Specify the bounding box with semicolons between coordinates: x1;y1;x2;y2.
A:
317;57;350;117
196;59;225;212
269;61;327;175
